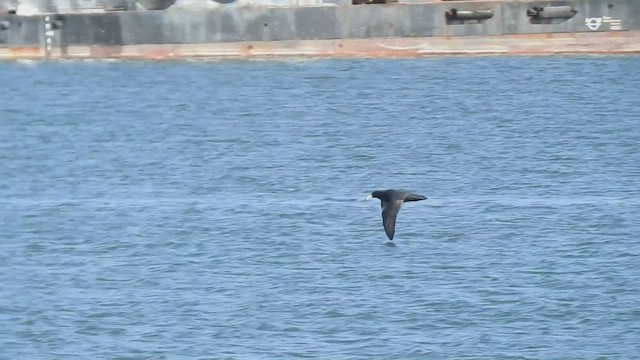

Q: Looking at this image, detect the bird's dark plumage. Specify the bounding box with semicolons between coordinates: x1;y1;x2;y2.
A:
366;189;427;240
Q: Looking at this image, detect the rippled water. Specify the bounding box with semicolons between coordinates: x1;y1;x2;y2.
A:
1;57;639;359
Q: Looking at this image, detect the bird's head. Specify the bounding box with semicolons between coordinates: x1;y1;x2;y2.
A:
365;191;383;201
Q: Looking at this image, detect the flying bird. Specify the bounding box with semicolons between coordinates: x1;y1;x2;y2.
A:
366;189;427;240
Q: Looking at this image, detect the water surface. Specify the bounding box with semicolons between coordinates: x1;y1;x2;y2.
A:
1;57;639;359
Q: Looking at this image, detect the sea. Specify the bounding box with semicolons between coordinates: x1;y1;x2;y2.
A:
1;56;639;359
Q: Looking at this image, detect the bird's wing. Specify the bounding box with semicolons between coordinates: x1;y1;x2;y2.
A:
404;193;427;202
381;200;404;240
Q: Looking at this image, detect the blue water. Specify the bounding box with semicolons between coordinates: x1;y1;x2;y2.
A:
1;57;639;359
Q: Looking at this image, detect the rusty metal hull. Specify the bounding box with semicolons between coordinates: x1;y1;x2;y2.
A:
1;0;639;60
3;31;640;60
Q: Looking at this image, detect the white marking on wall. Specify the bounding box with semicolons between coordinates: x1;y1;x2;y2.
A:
44;16;53;57
585;18;603;30
603;16;622;31
585;16;622;31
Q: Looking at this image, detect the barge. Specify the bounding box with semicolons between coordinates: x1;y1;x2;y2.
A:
0;0;639;59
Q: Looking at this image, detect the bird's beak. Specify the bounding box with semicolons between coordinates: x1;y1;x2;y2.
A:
365;194;373;200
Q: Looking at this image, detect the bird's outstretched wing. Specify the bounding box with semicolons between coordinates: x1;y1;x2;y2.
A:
381;200;404;240
404;193;427;202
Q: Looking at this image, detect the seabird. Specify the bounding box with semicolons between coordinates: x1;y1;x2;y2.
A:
366;189;427;240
